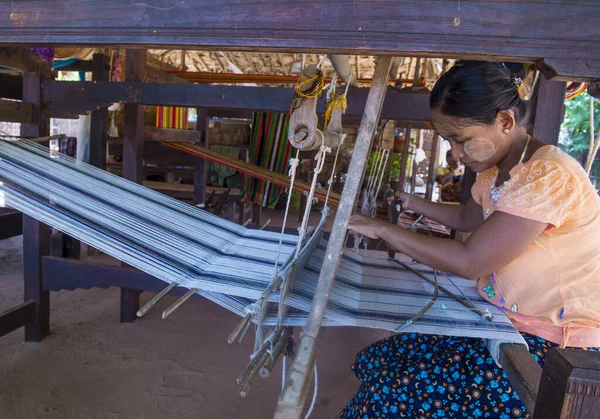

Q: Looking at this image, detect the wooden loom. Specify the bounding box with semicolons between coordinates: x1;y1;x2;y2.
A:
1;1;600;418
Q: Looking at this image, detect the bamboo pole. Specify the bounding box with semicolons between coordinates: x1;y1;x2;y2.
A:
274;56;393;419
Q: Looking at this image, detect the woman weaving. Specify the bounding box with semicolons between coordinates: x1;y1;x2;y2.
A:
343;61;600;418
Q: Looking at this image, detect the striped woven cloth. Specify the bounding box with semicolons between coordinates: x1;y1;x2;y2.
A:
0;139;524;355
244;112;293;209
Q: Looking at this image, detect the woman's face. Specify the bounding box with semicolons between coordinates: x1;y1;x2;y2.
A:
431;110;513;173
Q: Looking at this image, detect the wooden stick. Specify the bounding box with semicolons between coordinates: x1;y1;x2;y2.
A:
396;261;492;322
137;282;177;317
162;288;197;319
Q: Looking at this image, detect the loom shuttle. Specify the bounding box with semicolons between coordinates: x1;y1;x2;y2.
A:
137;282;178;317
162;288;198;319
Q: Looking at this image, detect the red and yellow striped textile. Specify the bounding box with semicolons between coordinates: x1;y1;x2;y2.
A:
161;141;450;235
156;106;189;129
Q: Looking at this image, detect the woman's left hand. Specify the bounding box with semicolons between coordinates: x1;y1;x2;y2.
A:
348;215;389;239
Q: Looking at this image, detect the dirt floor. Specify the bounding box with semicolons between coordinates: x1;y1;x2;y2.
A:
0;232;390;419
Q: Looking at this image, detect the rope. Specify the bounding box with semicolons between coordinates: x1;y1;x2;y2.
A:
273;150;300;275
325;135;345;207
290;69;325;114
323;92;347;131
296;132;330;258
305;363;318;419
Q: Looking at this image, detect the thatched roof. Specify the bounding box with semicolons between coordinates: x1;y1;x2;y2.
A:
54;48;446;88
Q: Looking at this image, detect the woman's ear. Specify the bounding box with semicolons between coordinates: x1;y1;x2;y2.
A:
496;110;516;134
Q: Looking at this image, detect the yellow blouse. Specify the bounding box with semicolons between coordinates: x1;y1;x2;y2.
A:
471;145;600;347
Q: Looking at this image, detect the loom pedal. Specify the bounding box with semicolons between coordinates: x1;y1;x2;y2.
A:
161;288;198;319
137;282;178;318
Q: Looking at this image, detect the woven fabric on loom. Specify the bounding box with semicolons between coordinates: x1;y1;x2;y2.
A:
0;139;526;362
243;112;293;209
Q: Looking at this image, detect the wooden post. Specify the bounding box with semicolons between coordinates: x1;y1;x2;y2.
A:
120;49;146;323
89;53;109;170
410;129;421;193
193;108;208;205
21;72;51;341
532;75;567;146
64;54;107;260
425;133;440;200
275;56;393;419
533;349;600;419
398;123;412;192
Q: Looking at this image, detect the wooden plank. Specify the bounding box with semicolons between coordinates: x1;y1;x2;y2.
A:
1;1;599;80
41;256;205;300
42;81;432;123
0;301;36;338
0;211;23;240
0;47;53;78
0;74;23;100
145;126;202;143
0;99;33;124
534;349;600;419
121;49;146;323
532;75;567;146
194;108;209;205
499;343;542;415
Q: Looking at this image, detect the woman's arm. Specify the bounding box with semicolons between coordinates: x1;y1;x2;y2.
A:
403;194;483;232
348;211;547;279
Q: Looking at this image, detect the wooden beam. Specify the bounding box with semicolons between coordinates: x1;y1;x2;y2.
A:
0;99;33;124
499;343;542;415
0;1;599;80
532;75;567;146
534;349;600;419
42;81;432;123
0;74;23;100
120;49;146;323
0;47;53;78
0;210;23;240
0;301;36;338
145;126;202;143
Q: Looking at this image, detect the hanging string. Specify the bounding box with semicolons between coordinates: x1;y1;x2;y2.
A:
325;135;345;207
272;149;300;275
290;55;327;114
295;131;330;258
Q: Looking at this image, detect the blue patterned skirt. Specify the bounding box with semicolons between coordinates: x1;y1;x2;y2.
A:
341;332;598;419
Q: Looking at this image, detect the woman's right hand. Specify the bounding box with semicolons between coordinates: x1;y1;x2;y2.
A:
395;192;415;212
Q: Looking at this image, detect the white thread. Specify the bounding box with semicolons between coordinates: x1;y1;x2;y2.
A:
282;356;286;391
304;363;318;419
273;150;300;274
325;134;345;207
295;132;330;258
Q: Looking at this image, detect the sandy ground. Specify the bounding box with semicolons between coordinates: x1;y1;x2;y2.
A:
0;234;390;419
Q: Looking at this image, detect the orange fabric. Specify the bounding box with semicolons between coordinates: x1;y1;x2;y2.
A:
471;145;600;348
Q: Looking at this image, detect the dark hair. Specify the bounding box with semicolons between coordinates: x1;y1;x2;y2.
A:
430;61;531;130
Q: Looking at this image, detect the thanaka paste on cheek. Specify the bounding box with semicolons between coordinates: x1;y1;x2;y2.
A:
463;137;496;162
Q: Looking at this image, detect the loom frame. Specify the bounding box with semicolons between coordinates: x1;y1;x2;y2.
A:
1;1;600;417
